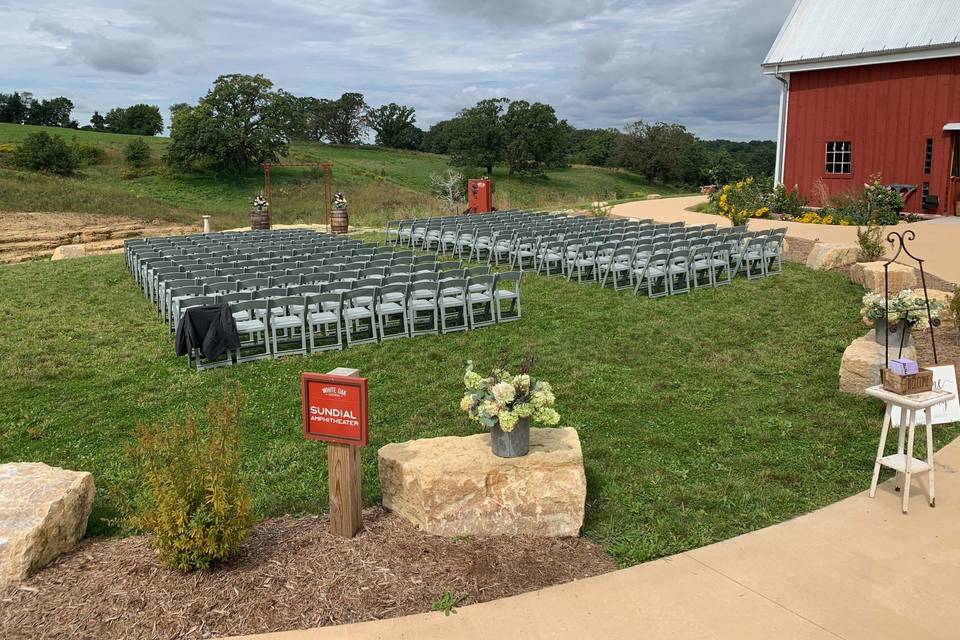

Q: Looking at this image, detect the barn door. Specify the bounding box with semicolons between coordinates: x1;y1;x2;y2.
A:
952;132;960;215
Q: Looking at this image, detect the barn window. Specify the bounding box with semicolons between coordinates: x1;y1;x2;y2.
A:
825;141;851;174
924;138;933;175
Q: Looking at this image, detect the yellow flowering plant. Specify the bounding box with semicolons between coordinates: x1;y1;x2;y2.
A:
460;361;560;432
714;177;773;225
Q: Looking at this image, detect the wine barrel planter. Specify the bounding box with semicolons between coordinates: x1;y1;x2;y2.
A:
330;208;349;234
250;210;270;230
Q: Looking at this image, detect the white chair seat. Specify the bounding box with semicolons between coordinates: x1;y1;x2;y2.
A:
411;299;436;310
494;290;518;300
232;311;251;322
344;307;373;320
272;315;302;330
467;293;492;303
440;296;464;307
308;311;338;324
236;319;265;333
382;291;404;303
378;302;404;314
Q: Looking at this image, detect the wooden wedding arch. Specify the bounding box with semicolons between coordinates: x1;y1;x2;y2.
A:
260;162;334;225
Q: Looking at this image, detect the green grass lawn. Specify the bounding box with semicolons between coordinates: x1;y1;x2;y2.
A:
1;253;949;566
0;123;688;228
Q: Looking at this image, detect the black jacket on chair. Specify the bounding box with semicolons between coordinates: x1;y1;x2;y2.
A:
175;304;242;361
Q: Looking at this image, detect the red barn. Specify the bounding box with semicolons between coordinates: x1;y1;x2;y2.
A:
762;0;960;216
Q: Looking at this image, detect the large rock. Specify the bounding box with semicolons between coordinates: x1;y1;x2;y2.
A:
0;463;95;586
927;289;957;330
839;332;917;396
806;242;859;271
850;261;918;294
379;427;585;537
51;245;85;261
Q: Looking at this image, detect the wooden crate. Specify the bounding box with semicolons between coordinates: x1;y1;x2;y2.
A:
881;368;934;395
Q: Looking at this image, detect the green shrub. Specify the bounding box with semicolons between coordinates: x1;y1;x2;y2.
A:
714;177;771;225
856;219;885;262
770;184;806;217
124;137;152;168
124;390;253;571
863;176;903;225
70;139;103;167
826;175;903;226
12;131;80;175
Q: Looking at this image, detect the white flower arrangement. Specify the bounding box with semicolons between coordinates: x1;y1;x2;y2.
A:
460;361;560;432
251;194;269;212
332;192;348;210
860;289;941;330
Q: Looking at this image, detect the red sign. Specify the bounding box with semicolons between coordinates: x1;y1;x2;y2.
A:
301;372;369;446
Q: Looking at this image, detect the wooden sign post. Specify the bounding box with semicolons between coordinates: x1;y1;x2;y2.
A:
301;367;369;538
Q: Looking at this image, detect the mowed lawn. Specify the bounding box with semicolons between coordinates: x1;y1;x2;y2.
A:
1;255;950;566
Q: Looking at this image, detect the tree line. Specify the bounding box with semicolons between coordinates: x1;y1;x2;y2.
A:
5;74;775;185
0;91;164;135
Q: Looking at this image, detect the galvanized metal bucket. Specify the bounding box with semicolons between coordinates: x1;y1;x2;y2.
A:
490;417;531;458
874;318;912;346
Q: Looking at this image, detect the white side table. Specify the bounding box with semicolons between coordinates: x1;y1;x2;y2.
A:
866;385;957;513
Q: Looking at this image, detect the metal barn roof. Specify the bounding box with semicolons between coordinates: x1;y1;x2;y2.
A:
763;0;960;72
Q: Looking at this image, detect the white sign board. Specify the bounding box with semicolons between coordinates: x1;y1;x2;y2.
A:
891;365;960;426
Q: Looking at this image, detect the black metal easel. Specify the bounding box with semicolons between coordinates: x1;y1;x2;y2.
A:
883;230;940;364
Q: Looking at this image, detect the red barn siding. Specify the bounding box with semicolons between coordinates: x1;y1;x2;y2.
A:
783;57;960;215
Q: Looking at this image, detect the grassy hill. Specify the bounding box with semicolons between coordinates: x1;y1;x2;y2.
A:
0;123;688;228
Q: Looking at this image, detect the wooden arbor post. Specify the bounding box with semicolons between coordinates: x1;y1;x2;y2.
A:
260;162;334;226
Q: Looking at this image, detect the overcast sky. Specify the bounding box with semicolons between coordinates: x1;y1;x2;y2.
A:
1;0;795;141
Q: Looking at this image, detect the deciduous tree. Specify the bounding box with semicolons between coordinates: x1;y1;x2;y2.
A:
366;102;422;150
324;92;368;145
446;98;508;175
165;74;294;174
502;100;570;175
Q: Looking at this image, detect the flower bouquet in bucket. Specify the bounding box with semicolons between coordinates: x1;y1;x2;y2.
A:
460;359;560;458
860;289;941;346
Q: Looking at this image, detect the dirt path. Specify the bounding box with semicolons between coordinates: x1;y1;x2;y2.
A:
0;212;198;264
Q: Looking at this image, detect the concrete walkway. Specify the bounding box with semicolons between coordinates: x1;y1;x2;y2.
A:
613;196;960;285
235;436;960;640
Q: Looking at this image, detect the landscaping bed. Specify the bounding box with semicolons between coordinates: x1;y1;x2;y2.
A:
0;508;614;639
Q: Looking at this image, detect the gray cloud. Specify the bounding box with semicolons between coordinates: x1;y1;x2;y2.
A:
3;0;795;140
30;17;160;74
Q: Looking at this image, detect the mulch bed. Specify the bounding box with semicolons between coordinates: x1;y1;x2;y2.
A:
0;509;615;639
915;322;960;377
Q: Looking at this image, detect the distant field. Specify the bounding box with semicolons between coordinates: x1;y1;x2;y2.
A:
0;123;689;228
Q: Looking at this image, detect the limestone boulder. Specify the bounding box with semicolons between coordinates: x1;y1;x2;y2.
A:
379;427;585;537
850;261;918;294
51;245;85;261
0;463;95;587
806;243;859;271
927;290;957;330
839;332;917;396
